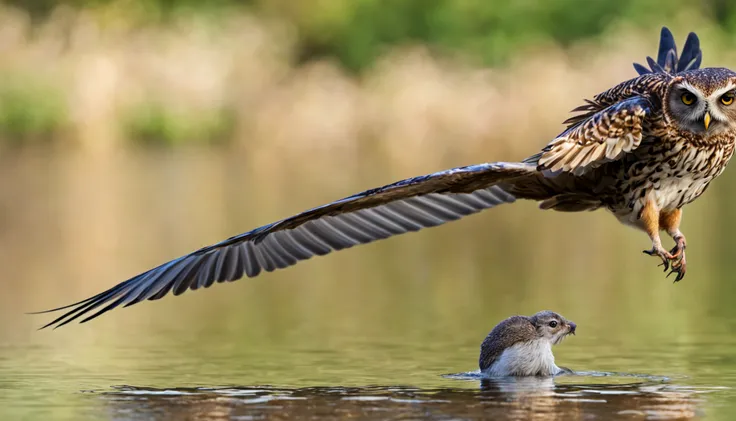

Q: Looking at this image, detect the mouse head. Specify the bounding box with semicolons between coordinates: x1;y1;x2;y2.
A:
529;310;576;345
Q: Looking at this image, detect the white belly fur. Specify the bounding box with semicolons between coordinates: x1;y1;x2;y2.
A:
483;339;560;377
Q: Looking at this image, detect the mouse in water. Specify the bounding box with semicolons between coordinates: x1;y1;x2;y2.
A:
479;310;576;377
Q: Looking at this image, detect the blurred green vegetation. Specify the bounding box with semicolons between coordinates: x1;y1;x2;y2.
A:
0;74;67;146
123;103;235;148
0;0;732;147
5;0;724;70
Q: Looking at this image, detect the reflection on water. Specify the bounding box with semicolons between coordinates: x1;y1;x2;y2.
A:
99;376;708;421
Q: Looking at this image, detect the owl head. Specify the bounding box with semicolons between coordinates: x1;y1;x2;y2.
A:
665;68;736;138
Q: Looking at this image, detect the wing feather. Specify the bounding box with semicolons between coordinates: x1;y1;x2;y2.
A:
35;162;535;328
535;96;652;174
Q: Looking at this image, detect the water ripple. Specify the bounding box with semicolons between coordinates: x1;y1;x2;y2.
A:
91;374;722;421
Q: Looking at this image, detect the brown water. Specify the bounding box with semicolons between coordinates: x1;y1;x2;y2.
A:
1;149;736;420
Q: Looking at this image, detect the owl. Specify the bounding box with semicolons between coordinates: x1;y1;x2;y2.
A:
37;28;736;329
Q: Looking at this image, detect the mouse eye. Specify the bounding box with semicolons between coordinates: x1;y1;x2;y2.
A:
548;321;558;328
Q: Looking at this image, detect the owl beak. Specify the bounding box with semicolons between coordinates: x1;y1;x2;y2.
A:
704;112;712;131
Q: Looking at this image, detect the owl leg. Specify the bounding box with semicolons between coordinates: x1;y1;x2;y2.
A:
660;208;687;282
640;200;675;271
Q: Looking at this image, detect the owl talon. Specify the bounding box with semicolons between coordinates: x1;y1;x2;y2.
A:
643;247;673;271
667;264;686;282
669;252;687;282
669;235;687;258
643;245;686;281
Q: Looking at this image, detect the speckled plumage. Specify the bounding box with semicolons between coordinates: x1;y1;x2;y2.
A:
520;61;736;281
35;28;735;329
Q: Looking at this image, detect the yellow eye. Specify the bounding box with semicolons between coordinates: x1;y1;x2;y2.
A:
681;92;696;105
721;93;734;106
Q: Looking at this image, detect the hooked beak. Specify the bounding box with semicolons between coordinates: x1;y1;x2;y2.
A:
568;322;576;335
704;112;711;131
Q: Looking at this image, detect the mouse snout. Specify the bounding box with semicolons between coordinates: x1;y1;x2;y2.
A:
568;322;577;335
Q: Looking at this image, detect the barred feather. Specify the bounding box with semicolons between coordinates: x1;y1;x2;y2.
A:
34;162;535;329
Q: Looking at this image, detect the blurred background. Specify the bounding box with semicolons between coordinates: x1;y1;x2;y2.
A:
3;0;736;419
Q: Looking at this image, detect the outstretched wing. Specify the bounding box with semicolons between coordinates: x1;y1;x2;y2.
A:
36;162;535;329
532;95;652;174
633;27;702;76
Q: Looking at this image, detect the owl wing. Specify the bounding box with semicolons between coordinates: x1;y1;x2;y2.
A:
35;162;535;329
529;72;673;174
533;95;652;174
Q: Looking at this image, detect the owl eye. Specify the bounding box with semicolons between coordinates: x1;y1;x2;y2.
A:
681;92;696;105
721;93;734;106
548;321;558;328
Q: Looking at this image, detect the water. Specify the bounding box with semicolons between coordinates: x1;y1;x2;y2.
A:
91;379;712;420
2;149;736;419
3;333;735;420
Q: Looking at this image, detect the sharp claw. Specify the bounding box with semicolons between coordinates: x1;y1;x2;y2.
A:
644;248;671;271
670;236;687;259
668;268;685;283
668;253;687;283
674;259;686;283
670;245;684;258
644;245;688;279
